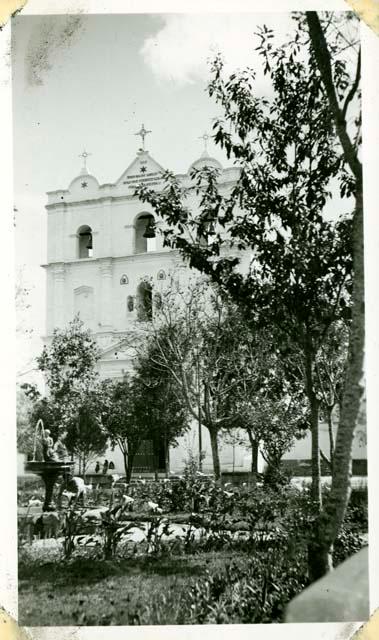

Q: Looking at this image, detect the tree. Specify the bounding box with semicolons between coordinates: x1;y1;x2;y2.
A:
36;316;104;473
141;278;259;480
17;384;62;459
315;320;349;474
133;337;191;475
137;32;352;504
136;13;362;578
305;11;364;579
100;375;149;482
36;315;101;434
16;384;35;456
64;386;108;477
221;321;309;477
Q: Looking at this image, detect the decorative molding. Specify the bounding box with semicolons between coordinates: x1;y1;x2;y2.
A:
74;285;93;297
52;263;65;279
157;269;166;281
43;248;178;269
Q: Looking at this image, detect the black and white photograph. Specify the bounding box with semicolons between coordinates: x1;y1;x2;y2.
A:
2;0;379;634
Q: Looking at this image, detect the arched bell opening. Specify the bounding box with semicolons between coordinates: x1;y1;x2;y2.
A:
77;225;93;259
135;214;156;253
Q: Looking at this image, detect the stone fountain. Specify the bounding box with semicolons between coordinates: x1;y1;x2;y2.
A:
25;419;75;512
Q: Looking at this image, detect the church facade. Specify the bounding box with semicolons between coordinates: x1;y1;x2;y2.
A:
44;136;366;478
44;139;250;475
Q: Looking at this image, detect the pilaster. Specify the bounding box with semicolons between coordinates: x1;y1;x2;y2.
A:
99;257;113;329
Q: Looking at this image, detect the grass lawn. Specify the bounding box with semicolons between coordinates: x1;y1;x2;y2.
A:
18;551;247;626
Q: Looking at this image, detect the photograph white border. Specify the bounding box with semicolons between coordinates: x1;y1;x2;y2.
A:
1;1;378;638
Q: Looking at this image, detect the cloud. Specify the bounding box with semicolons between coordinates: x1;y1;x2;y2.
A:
141;13;294;86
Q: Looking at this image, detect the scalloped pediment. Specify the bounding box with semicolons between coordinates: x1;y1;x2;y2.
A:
68;173;100;196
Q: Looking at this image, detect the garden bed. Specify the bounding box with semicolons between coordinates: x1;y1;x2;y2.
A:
18;549;308;626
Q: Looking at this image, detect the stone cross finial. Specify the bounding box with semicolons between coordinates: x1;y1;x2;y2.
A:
135;124;152;150
79;150;91;169
199;132;210;152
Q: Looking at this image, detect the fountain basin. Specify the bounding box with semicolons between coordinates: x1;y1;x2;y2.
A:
25;461;75;512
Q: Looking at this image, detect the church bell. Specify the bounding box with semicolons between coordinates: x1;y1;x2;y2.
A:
143;218;156;239
86;233;93;250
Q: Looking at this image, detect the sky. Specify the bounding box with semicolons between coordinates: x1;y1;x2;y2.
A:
13;11;296;375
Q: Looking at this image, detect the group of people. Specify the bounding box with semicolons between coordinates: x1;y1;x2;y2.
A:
95;459;115;475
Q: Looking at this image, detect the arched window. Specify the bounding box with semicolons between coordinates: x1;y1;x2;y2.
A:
135;214;156;254
78;225;93;259
136;281;153;321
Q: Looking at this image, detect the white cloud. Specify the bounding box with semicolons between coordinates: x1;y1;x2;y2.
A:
141;13;294;86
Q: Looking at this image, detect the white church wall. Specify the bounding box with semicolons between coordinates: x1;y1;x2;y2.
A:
45;268;55;335
65;260;99;329
283;423;367;461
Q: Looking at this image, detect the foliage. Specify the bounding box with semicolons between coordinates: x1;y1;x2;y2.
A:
16;384;36;455
133;338;191;463
332;524;364;566
100;375;149;481
64;385;108;475
176;553;309;624
135;16;361;513
314;319;349;470
141;277;306;480
17;384;63;457
143;516;173;555
35;316;106;469
36;315;100;432
61;508;86;559
99;507;142;559
19;472;367;625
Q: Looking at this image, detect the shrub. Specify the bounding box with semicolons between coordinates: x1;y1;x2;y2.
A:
333;525;364;566
61;508;86;559
100;509;142;559
140;551;309;624
143;516;173;555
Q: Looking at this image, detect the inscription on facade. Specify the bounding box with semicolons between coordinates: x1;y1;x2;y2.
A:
123;170;163;189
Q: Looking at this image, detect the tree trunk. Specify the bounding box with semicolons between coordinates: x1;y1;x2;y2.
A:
123;450;131;483
306;13;364;581
327;409;335;475
165;438;170;478
246;428;259;474
304;344;321;509
309;188;364;581
307;536;334;582
208;427;221;481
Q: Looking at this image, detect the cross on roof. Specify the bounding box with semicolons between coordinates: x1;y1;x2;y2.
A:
199;132;210;152
135;124;152;150
78;150;92;169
